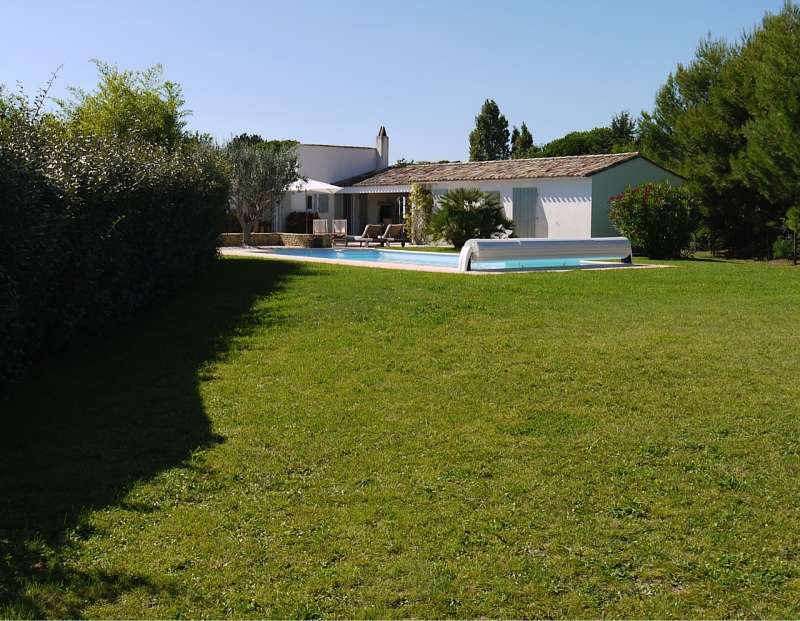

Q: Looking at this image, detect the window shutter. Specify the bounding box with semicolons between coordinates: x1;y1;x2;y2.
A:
512;187;538;237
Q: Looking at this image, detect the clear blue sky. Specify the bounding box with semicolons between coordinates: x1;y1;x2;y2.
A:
1;0;783;162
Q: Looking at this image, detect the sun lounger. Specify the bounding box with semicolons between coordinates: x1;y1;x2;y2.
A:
332;219;348;245
379;224;406;247
346;224;385;247
312;219;329;235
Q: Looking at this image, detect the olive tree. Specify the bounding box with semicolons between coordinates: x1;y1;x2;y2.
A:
226;137;300;245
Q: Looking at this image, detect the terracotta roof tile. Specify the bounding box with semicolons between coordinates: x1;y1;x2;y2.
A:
334;152;640;187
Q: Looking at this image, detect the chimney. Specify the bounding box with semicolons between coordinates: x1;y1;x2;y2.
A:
376;126;389;169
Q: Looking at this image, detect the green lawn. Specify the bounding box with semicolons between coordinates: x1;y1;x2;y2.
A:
2;257;799;618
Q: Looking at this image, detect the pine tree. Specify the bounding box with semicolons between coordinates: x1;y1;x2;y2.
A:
610;111;637;150
511;122;535;159
468;99;510;161
737;4;800;228
639;37;764;255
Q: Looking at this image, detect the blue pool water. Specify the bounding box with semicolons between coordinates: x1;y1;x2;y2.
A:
261;247;593;271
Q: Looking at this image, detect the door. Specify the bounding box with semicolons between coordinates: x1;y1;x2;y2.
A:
358;195;369;235
342;195;353;232
512;187;538;238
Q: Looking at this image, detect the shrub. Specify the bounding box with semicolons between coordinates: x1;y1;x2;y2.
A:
405;183;433;244
785;206;799;265
285;210;318;234
609;182;699;258
0;91;228;387
772;238;794;260
427;188;513;249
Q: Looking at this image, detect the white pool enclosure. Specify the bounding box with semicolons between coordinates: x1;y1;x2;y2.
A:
457;237;633;272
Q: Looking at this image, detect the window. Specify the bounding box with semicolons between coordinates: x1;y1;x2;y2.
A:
379;203;395;225
306;195;313;211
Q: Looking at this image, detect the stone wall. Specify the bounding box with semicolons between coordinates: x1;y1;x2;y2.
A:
219;233;331;248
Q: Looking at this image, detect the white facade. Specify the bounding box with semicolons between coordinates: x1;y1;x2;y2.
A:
274;129;680;238
297;144;381;185
427;177;592;239
275;128;390;231
336;177;593;238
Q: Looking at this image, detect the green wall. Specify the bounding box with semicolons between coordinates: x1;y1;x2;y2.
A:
590;158;684;237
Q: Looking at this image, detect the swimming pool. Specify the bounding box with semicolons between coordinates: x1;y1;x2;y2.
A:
254;247;605;271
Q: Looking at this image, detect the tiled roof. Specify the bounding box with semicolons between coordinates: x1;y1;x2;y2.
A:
334;152;641;187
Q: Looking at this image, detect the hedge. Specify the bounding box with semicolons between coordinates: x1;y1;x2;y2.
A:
0;100;229;387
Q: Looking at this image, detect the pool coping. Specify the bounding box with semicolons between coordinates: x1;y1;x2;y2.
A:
220;246;671;274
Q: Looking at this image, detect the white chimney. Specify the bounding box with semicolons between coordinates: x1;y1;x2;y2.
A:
376;126;389;169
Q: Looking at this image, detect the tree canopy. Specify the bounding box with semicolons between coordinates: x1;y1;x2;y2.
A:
225;135;300;244
469;99;510;161
536;126;617;157
638;3;800;256
610;111;638;151
228;133;298;152
511;123;536;159
56;60;188;149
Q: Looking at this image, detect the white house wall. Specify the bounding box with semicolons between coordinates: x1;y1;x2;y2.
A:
421;178;593;239
297;144;381;184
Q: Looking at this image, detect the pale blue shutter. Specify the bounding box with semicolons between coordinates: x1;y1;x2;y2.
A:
512;187;538;237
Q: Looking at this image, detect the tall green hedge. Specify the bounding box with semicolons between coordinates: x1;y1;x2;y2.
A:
0;98;229;387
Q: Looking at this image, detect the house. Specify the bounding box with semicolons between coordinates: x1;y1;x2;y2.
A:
274;127;683;238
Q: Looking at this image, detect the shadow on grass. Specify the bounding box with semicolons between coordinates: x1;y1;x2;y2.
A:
0;258;301;618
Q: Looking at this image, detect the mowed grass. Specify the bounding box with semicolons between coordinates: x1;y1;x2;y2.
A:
2;257;799;618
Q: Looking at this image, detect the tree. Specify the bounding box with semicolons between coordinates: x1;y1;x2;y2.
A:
511;122;535;159
735;3;800;244
428;188;513;249
610;110;638;151
469;99;510;161
225;137;300;245
537;126;616;157
638;5;800;258
638;37;767;256
406;183;434;245
527;111;639;159
56;60;187;149
228;132;298;152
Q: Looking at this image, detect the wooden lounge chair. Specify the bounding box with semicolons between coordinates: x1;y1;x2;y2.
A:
332;219;347;245
380;223;406;247
346;224;385;247
312;219;329;235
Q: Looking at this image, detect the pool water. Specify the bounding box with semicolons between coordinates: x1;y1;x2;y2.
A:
262;247;597;271
266;247;459;267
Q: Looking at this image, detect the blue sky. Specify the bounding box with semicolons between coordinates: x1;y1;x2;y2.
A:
1;0;783;161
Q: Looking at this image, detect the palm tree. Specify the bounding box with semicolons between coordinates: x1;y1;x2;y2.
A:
428;188;513;249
